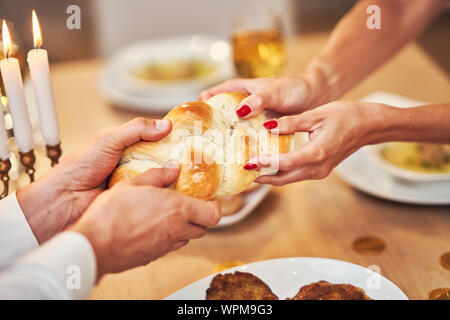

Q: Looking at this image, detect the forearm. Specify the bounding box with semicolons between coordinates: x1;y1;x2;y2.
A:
0;232;96;299
371;103;450;144
302;0;446;108
16;167;74;243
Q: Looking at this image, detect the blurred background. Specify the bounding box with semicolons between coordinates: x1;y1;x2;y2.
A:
1;0;448;73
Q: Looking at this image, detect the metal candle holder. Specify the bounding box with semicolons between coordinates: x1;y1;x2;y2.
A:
0;157;11;199
0;144;61;197
0;103;62;197
18;149;36;183
46;142;62;167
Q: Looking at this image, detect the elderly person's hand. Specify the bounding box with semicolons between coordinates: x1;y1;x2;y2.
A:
16;117;172;243
70;163;221;279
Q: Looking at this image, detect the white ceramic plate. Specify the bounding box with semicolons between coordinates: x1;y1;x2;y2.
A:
216;185;271;228
98;35;234;113
99;70;199;113
335;147;450;205
366;144;450;182
165;257;408;300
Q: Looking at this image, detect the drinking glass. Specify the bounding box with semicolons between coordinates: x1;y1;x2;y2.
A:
231;6;286;78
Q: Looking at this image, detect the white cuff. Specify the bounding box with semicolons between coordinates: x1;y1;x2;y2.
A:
0;192;38;269
18;231;97;299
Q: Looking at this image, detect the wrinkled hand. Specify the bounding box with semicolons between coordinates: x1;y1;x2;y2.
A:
70;163;221;279
199;77;314;118
17;117;172;243
246;102;389;185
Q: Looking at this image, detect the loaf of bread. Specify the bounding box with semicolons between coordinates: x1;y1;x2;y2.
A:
109;92;293;200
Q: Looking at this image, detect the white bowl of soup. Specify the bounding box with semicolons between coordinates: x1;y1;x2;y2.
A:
366;142;450;182
106;35;233;97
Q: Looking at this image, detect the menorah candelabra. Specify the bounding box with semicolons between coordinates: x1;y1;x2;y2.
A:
0;112;61;199
0;11;61;199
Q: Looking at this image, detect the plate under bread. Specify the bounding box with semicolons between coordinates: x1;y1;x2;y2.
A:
216;185;271;228
165;257;408;300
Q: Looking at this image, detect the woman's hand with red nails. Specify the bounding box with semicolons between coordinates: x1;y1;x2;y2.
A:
251;101;393;185
199;77;315;118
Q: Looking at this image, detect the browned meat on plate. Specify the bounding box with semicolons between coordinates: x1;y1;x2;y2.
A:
206;271;279;300
287;280;372;300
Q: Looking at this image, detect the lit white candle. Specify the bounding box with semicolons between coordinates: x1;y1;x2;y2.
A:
0;20;34;153
0;101;10;160
27;10;59;146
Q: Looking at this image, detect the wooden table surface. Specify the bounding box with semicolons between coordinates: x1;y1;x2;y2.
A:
14;33;450;300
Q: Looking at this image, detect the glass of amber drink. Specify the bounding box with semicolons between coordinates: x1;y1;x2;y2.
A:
231;6;286;78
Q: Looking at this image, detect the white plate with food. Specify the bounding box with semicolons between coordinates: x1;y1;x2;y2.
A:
165;257;408;300
216;184;271;228
366;142;450;182
99;34;234;113
336;147;450;205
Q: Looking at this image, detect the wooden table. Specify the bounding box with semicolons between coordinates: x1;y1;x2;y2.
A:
14;33;450;300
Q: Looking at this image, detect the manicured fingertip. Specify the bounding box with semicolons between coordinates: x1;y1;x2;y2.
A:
244;163;258;170
236;105;251;117
263;120;278;130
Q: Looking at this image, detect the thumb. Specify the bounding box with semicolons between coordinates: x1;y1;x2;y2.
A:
132;160;181;187
95;118;172;152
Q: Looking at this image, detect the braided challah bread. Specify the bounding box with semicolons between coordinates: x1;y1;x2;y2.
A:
109;92;293;200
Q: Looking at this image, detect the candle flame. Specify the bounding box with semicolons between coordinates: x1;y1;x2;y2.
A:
2;20;11;59
32;10;43;48
1;96;7;107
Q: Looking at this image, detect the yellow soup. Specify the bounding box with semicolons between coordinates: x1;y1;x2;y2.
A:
381;142;450;174
134;60;215;82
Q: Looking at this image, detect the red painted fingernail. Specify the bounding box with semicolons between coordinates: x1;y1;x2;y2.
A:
244;163;258;170
236;105;251;117
263;120;278;130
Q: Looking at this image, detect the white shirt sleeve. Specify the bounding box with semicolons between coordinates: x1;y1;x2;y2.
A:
0;192;39;269
0;231;97;300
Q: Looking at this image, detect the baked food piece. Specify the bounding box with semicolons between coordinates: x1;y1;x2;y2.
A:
417;143;450;166
109;92;293;200
287;280;372;300
217;195;245;216
206;271;279;300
